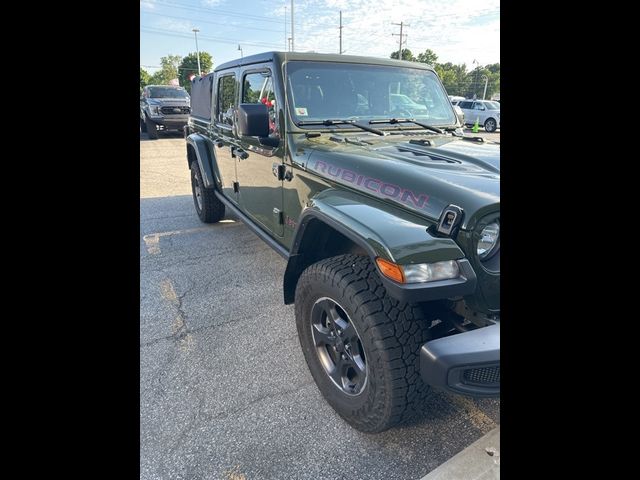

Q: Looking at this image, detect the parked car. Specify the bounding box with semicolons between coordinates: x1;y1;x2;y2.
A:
457;99;500;132
389;93;429;116
185;51;499;433
452;104;465;124
140;85;191;139
448;95;466;105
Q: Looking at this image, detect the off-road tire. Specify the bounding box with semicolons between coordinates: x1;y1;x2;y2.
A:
484;118;497;133
190;163;225;223
295;254;432;433
146;117;158;139
140;116;147;133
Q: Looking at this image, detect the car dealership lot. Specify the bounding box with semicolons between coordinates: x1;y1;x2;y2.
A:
140;131;499;480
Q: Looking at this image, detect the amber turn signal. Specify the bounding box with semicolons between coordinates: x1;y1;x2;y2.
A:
375;258;405;283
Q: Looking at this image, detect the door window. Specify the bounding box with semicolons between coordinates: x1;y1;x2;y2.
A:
216;74;236;126
242;71;279;137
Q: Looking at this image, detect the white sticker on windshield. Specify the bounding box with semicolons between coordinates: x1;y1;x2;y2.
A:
295;107;308;116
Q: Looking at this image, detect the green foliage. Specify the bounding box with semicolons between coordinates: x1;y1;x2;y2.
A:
179;52;214;92
147;55;182;86
148;71;166;86
416;49;438;65
390;48;414;61
161;54;182;82
140;67;150;94
391;48;499;99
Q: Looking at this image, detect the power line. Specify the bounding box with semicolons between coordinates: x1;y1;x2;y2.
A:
142;10;286;34
147;0;291;25
140;26;284;49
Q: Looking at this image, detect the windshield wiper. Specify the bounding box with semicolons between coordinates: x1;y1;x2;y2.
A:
297;119;385;136
369;118;443;134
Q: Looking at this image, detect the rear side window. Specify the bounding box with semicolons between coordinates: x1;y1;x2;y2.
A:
459;101;472;109
216;74;236;126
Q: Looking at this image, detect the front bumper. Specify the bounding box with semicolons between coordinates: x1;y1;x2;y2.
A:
148;114;189;130
420;322;499;397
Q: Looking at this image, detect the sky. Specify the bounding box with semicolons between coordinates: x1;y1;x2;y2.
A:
140;0;499;74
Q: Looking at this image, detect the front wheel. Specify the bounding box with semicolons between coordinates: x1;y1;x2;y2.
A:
140;116;147;133
295;254;432;433
190;163;225;223
484;118;497;132
146;117;158;139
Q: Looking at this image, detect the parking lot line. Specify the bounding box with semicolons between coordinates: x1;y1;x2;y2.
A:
143;226;214;255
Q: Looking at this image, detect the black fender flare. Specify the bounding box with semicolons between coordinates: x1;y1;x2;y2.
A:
283;208;379;304
186;133;219;189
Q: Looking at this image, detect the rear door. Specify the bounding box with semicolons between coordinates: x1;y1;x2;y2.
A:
235;66;284;237
472;101;487;123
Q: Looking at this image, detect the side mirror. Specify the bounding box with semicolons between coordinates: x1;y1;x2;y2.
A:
237;103;269;137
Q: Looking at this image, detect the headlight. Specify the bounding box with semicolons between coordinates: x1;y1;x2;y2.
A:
403;260;460;283
376;258;460;284
477;222;500;260
149;105;161;115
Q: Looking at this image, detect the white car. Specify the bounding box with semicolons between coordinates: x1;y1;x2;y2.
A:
389;93;429;116
456;99;500;132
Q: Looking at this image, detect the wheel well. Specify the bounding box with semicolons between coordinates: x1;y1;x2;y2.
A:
187;143;197;169
283;218;368;304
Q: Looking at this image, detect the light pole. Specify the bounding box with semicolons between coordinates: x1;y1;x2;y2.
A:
238;44;243;59
291;0;294;52
482;75;488;100
192;28;201;76
472;59;478;99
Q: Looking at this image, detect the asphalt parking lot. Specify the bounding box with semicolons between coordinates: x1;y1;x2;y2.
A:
140;128;500;480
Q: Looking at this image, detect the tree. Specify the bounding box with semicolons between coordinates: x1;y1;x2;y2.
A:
415;49;438;65
148;71;165;86
140;67;150;94
178;52;214;92
387;48;500;100
390;48;414;61
148;54;182;86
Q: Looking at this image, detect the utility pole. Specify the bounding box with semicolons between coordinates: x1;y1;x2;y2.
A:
284;5;287;51
291;0;294;52
192;28;201;75
339;11;343;54
392;22;409;59
482;75;488;100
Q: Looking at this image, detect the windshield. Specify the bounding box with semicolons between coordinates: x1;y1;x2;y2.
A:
484;101;500;110
148;87;190;99
286;61;456;127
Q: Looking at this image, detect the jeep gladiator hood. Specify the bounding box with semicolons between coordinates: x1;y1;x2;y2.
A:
299;134;500;230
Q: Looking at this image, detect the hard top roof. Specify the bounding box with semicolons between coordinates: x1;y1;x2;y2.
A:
214;51;436;72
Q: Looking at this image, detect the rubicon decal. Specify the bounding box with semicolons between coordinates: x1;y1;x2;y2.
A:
312;160;437;213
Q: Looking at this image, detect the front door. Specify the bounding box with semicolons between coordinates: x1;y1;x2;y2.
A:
235;67;284;236
213;72;240;203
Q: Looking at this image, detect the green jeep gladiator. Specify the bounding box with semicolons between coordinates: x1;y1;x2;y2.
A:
184;52;500;433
